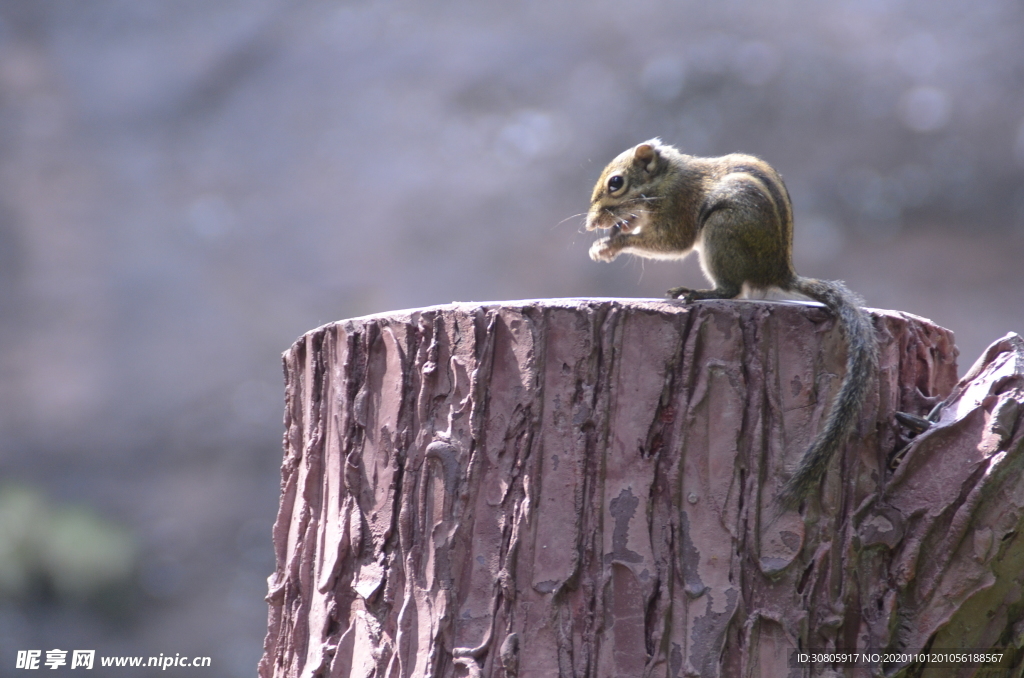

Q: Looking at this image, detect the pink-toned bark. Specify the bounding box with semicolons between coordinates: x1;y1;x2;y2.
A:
260;298;1024;678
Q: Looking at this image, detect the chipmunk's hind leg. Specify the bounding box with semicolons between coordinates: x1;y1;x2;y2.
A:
666;281;742;302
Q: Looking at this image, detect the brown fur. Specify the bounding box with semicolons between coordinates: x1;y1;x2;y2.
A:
587;139;878;510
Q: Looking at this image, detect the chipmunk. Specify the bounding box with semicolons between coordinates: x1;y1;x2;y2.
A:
586;139;877;510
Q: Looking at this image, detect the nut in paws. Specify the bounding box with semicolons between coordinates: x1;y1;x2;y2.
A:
589;238;617;262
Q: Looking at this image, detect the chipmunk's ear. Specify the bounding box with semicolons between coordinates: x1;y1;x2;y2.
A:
633;141;660;173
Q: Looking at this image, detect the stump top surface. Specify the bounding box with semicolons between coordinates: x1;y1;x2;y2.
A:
297;297;944;347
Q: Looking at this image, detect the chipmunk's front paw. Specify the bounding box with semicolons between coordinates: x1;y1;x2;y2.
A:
589;238;618;262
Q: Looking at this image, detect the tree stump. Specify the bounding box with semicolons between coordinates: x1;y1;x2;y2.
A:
259;298;1024;678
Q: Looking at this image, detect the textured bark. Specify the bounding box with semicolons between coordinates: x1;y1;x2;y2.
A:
259;298;1024;678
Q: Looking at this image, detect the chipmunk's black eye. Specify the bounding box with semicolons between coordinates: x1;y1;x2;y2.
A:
607;175;625;193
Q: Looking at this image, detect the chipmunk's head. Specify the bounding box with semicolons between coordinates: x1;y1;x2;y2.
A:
585;138;670;233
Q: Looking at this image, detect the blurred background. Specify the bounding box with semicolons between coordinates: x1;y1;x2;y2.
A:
0;0;1022;674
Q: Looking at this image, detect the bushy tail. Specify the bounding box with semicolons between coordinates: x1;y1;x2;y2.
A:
777;277;878;509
